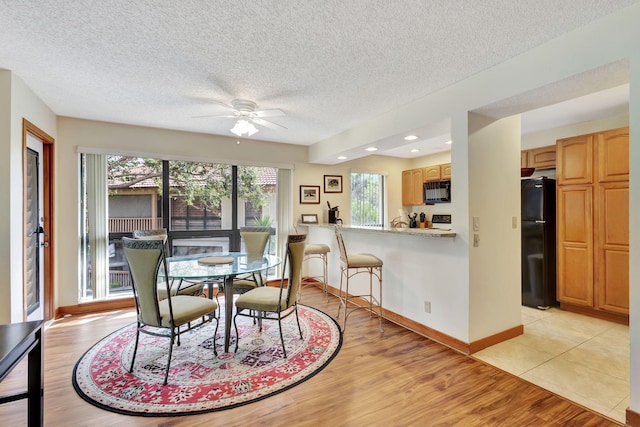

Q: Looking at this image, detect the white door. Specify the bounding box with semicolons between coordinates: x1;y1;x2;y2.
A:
26;134;45;321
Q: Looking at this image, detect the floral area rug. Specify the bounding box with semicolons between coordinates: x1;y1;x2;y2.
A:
72;304;341;416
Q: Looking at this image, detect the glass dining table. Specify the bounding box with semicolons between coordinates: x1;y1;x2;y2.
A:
162;252;281;353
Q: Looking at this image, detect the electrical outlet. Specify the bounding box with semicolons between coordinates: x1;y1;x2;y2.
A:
424;300;431;313
473;233;480;247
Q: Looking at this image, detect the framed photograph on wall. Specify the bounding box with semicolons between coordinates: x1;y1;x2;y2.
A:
301;214;318;224
300;185;321;204
324;175;343;193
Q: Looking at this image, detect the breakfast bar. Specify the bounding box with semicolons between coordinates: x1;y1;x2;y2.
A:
301;223;473;346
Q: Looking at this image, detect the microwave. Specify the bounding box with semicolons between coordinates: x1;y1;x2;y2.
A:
423;180;451;204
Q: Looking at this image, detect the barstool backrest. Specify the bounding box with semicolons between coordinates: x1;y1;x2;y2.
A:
334;225;349;266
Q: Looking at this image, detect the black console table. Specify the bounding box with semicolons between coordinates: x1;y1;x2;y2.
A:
0;320;44;426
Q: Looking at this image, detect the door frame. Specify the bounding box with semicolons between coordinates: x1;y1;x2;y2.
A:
22;119;55;320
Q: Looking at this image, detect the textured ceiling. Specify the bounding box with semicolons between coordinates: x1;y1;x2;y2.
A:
0;1;636;157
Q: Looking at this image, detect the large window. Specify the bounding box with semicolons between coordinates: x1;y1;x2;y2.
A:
350;172;385;227
80;154;278;300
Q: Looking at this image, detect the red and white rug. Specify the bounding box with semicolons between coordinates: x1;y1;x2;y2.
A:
72;304;341;416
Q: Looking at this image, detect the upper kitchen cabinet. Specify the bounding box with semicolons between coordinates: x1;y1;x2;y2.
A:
422;165;441;182
521;151;528;168
527;145;556;169
557;134;594;185
441;163;451;179
598;127;629;182
402;168;424;206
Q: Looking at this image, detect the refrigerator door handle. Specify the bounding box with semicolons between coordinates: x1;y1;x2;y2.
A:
535;220;546;224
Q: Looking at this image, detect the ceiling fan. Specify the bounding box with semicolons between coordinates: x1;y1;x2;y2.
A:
194;99;287;137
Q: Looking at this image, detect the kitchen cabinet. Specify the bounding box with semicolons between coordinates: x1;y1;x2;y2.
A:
402;168;424;206
527;145;556;169
597;127;629;182
557;186;594;307
557;134;594;185
422;165;441;182
556;126;629;321
597;182;629;314
521;144;556;170
441;163;451;179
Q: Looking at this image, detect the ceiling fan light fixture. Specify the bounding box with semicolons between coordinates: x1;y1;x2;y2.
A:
230;118;258;137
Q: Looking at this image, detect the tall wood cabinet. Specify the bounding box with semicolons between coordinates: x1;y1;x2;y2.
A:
556;127;629;321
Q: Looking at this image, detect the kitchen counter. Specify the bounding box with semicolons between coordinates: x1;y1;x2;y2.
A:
299;222;456;238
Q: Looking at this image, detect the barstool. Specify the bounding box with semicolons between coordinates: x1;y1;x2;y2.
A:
300;243;330;301
334;225;383;332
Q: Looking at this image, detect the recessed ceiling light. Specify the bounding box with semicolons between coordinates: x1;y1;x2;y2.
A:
445;140;452;145
410;149;420;153
404;135;419;141
365;147;378;152
338;156;347;160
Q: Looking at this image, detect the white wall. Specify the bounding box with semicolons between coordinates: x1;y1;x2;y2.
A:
467;113;522;341
628;53;640;413
0;71;11;323
522;113;629;150
0;71;56;323
292;155;410;226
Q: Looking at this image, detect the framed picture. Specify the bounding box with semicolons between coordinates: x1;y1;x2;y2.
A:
300;185;320;204
301;214;318;224
324;175;343;193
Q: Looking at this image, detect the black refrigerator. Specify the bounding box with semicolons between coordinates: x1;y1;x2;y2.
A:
521;177;557;309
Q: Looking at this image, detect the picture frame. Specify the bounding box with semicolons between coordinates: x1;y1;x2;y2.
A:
301;214;318;224
324;175;343;193
300;185;321;204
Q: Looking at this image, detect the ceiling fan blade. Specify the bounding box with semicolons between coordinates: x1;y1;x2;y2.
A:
192;114;237;119
252;117;287;131
251;108;285;118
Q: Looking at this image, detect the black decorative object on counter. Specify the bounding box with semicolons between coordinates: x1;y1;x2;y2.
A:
408;213;417;228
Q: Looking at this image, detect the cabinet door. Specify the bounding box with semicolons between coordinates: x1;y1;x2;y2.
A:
598;127;629;183
528;145;556;170
423;165;441;182
441;163;451;179
557;186;593;307
557;134;593;185
521;151;529;168
596;183;629;314
411;168;424;205
402;170;412;206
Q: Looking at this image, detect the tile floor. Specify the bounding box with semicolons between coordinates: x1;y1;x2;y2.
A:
473;306;629;423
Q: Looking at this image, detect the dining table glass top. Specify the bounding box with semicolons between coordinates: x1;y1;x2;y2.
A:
162;252;281;279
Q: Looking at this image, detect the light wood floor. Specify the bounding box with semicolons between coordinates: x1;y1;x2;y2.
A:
0;286;621;426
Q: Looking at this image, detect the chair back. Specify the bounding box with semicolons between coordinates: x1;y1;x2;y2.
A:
132;228;168;242
240;226;271;258
334;225;349;267
133;228;169;255
123;237;167;327
283;234;307;307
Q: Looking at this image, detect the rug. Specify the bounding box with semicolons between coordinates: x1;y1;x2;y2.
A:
72;304;341;416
